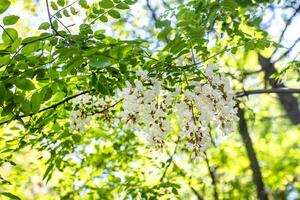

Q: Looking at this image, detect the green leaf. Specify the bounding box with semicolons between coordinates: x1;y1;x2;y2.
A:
43;162;54;182
31;92;41;113
3;15;19;25
116;2;129;9
57;0;65;6
50;1;58;10
70;7;76;15
21;42;40;55
99;15;108;22
0;83;6;104
22;35;47;44
124;0;136;5
11;37;22;51
99;0;114;9
13;78;35;90
1;103;14;116
52;20;58;30
222;0;238;13
56;12;62;18
0;55;10;67
72;134;81;143
89;55;111;68
79;0;89;9
1;28;18;44
108;10;120;19
0;43;9;50
172;188;178;195
0;0;11;14
65;56;84;72
0;192;21;200
38;22;50;30
21;99;31;115
42;87;53;101
63;9;70;17
97;74;110;95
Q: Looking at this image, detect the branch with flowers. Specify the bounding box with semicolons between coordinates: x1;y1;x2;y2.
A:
1;87;299;126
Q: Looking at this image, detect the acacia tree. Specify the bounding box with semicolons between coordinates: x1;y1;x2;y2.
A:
0;0;300;199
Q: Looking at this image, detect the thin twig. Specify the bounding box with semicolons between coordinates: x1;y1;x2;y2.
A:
50;0;79;19
0;24;14;42
271;4;300;58
243;69;263;76
162;0;171;9
88;99;123;116
90;1;124;25
160;137;180;182
53;15;71;33
146;0;158;22
171;160;204;200
208;129;217;148
3;35;54;75
45;0;65;38
204;152;219;200
273;36;300;63
180;43;245;69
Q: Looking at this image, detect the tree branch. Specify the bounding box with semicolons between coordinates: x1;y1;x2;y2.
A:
189;184;204;200
236;88;300;97
1;87;300;126
237;106;268;200
146;0;158;22
0;90;93;126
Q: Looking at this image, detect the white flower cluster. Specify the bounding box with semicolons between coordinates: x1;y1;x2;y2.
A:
68;66;239;156
69;94;107;134
119;68;175;147
119;66;239;155
176;66;239;155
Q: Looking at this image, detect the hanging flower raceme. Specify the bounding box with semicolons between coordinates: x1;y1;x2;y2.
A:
69;65;239;156
69;94;115;134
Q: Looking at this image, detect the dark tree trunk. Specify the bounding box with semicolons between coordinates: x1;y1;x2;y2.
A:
238;106;268;200
258;55;300;124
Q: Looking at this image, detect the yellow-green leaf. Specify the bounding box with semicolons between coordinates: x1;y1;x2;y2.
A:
108;10;120;19
3;15;19;25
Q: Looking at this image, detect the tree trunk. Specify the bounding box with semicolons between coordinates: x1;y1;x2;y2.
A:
258;54;300;124
238;106;268;200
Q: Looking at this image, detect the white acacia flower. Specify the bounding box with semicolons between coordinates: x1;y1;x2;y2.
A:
136;68;148;80
134;80;144;92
